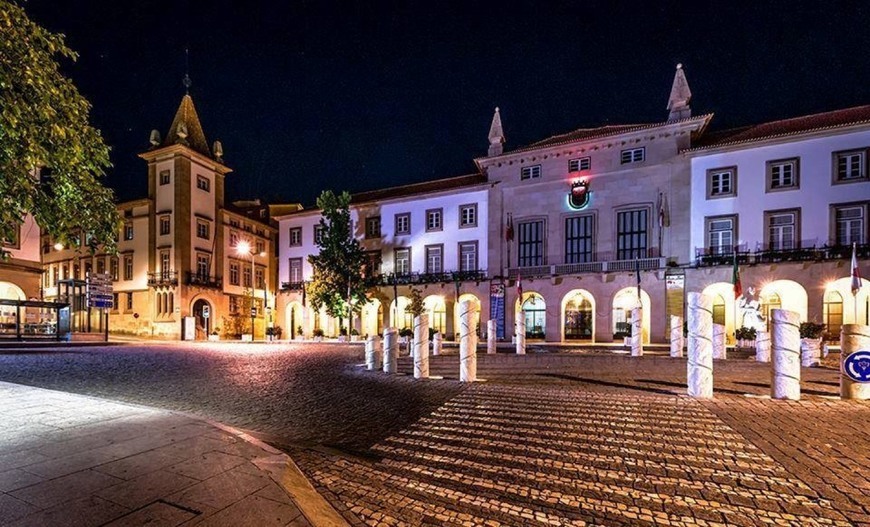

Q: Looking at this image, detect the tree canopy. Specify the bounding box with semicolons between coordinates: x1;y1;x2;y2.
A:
0;1;119;256
306;190;369;330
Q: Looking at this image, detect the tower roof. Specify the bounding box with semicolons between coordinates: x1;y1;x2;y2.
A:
667;63;692;120
164;94;211;157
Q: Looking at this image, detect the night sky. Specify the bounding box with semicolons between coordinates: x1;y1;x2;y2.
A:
23;1;870;206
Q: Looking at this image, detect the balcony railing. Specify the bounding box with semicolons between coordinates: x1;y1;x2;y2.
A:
280;281;305;291
508;250;665;279
147;271;177;287
695;242;870;267
186;272;222;289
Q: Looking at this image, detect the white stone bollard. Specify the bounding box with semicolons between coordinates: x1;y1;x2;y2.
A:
687;292;713;398
365;335;382;370
713;324;727;360
630;307;643;357
487;319;497;355
771;309;801;400
515;311;526;355
459;300;478;382
800;338;821;367
670;315;684;358
413;314;429;379
432;332;442;356
756;330;771;362
840;324;870;400
383;327;398;374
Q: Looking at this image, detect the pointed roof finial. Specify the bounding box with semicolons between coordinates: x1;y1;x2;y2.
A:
667;63;692;121
164;94;210;157
182;48;192;94
487;107;505;157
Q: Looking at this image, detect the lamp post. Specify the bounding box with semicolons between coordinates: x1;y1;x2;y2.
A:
236;241;266;341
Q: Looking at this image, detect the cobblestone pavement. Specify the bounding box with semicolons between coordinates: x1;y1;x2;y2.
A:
1;344;868;526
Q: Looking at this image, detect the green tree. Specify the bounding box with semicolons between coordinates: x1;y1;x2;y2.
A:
406;287;424;318
307;190;368;333
0;1;119;256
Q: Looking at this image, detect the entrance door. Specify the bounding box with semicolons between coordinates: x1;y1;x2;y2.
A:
564;296;592;340
192;299;211;340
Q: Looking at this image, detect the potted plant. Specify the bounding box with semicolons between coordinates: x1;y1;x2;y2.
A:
296;325;304;341
312;328;325;342
735;326;757;349
399;327;414;352
338;327;348;342
208;328;220;342
799;322;825;367
350;328;360;342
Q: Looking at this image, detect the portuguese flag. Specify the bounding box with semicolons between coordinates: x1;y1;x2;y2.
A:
732;251;742;299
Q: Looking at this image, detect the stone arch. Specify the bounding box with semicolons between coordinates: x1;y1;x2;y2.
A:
759;279;808;325
611;287;651;343
285;301;304;339
389;296;412;330
823;276;870;330
360;298;383;338
423;295;447;335
702;282;738;343
515;291;546;340
561;289;595;342
191;297;212;339
454;293;481;340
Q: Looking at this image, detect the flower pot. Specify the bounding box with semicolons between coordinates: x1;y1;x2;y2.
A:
208;335;220;342
314;336;323;342
800;337;821;367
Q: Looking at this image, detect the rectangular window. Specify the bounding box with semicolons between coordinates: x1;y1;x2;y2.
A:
123;222;134;241
767;158;799;191
289;258;303;284
243;265;252;288
834;205;865;245
96;258;105;275
426;209;443;232
518;220;545;267
365;216;381;239
394;248;411;275
229;296;238;314
61;264;68;281
364;251;381;278
196;254;210;278
126;292;133;311
196;175;211;192
395;213;410;235
288;227;302;247
458;242;478;272
568;157;591;172
835;150;867;182
230;231;239;247
706;216;736;255
159;215;171;236
255;239;265;254
196;219;210;240
159;170;170;185
616;209;648;260
314;225;324;245
2;226;20;249
110;257;119;281
229;262;240;285
112;293;119;310
123;255;133;280
520;165;541;180
255;268;265;289
565;215;594;263
425;245;443;274
620;148;645;164
459;204;477;228
766;210;799;251
160;250;170;273
707;167;737;198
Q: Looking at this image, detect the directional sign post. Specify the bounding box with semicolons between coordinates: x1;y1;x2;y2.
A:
87;272;114;310
202;306;210;319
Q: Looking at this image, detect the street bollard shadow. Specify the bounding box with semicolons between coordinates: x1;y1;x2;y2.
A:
537;374;677;396
639;378;747;396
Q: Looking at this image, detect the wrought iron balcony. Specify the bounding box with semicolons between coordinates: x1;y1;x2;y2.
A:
185;272;222;289
508;250;665;279
281;281;305;291
147;271;177;287
695;242;869;267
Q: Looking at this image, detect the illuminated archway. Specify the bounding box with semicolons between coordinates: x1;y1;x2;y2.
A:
701;282;739;343
759;280;808;328
611;287;651;343
389;296;413;330
561;289;595;342
454;293;481;340
285;301;304;339
0;282;25;330
360;298;383;338
422;295;447;335
515;292;546;340
823;276;870;330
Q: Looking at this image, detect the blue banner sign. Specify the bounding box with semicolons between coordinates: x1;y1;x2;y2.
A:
843;350;870;383
490;281;505;340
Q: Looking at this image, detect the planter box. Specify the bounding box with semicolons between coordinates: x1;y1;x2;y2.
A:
241;334;253;342
208;335;220;342
800;337;822;367
350;335;360;342
314;336;323;342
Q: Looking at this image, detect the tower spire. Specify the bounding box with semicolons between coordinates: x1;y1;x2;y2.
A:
667;63;692;121
487;107;505;157
182;48;192;94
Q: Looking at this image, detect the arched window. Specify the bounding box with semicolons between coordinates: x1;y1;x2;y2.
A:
823;290;843;339
564;294;592;340
157;293;163;314
712;295;726;326
760;292;781;331
168;293;174;314
521;294;546;339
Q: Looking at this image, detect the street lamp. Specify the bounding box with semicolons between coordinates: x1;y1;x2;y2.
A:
236;241;265;341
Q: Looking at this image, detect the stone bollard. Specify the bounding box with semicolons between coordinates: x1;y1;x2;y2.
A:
383;327;398;374
756;330;771;362
800;337;821;367
413;314;430;379
670;315;684;358
365;335;382;371
713;324;727;360
432;332;442;356
687;292;713;398
487;319;497;355
840;324;870;400
459;300;478;382
631;307;643;357
771;309;801;400
515;311;526;355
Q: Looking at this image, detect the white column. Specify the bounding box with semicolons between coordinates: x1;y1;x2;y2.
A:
756;330;771;362
413;314;429;379
670;315;683;358
515;310;526;355
840;324;870;400
631;307;643;357
383;327;398;374
771;309;801;400
459;300;478;382
487;319;497;355
800;338;821;367
713;324;727;360
432;332;442;356
365;335;382;370
687;292;713;398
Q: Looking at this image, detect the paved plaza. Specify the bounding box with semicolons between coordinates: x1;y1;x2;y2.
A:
0;343;868;526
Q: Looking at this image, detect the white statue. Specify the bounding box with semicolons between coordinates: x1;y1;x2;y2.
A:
738;287;765;331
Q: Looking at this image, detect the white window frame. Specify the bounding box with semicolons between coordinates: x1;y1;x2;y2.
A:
394;248;411;275
620;148;645;164
395;213;410;235
459;204;477;228
288;227;302;247
835;149;867;182
425;244;443;274
568;157;591;172
767;158;799;191
458;241;478;272
520;165;542;180
426;209;442;232
196;175;211;192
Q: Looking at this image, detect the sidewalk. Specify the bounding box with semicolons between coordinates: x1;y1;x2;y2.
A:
0;382;347;527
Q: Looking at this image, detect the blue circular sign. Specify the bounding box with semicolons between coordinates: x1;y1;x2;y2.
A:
843;350;870;383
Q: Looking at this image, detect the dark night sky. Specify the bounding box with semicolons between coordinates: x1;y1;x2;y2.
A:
23;1;870;206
